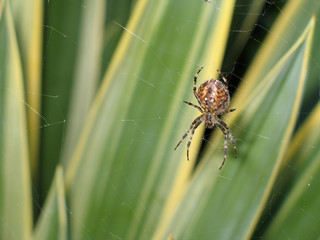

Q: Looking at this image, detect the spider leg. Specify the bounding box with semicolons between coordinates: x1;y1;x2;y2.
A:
194;67;204;88
193;67;206;109
186;118;203;160
218;119;237;158
216;123;228;170
174;115;204;155
224;108;236;114
217;69;228;85
183;101;203;113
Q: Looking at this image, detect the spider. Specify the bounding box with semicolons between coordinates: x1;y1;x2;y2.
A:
174;67;237;170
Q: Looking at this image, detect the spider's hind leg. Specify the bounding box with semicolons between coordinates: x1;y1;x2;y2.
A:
174;115;204;160
216;123;229;170
186;119;203;160
218;119;237;158
224;108;236;114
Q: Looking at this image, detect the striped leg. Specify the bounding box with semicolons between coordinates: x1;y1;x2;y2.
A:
216;123;228;170
224;108;236;114
186;119;203;160
183;101;203;113
218;119;237;158
174;115;204;159
193;67;205;108
217;69;228;85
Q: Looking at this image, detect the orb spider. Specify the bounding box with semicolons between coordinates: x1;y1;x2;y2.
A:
174;67;237;170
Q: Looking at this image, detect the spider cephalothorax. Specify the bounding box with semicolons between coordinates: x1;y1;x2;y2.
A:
174;67;237;170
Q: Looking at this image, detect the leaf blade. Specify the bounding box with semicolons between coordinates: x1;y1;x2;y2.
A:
33;166;68;240
158;15;315;240
0;2;32;239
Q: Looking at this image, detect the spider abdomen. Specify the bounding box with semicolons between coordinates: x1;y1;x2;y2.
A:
198;79;230;112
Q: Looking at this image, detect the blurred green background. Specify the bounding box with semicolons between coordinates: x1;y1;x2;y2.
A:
1;0;320;239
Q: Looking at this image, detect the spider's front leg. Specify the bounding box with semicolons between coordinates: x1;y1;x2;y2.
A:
193;67;205;108
217;69;228;85
183;101;203;113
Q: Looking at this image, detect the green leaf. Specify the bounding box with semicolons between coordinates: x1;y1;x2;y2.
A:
103;0;134;69
234;0;319;108
40;0;85;198
9;0;43;179
222;0;265;71
302;6;320;113
65;0;236;239
2;0;320;239
61;0;106;168
33;166;68;240
0;2;32;239
153;13;315;240
262;102;320;239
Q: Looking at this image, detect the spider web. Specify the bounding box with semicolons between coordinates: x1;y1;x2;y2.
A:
9;0;320;239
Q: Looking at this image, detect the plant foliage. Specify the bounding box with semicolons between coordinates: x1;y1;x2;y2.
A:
0;0;320;239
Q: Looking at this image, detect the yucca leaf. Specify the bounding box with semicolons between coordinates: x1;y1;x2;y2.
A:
103;0;134;67
285;103;320;170
0;2;32;239
154;13;314;240
234;0;319;106
65;0;236;239
302;6;320;113
61;0;106;168
1;0;320;239
222;0;265;71
33;166;68;240
263;102;320;239
9;0;43;179
41;0;84;197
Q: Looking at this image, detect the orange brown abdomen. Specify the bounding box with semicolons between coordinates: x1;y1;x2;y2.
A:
198;79;230;113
